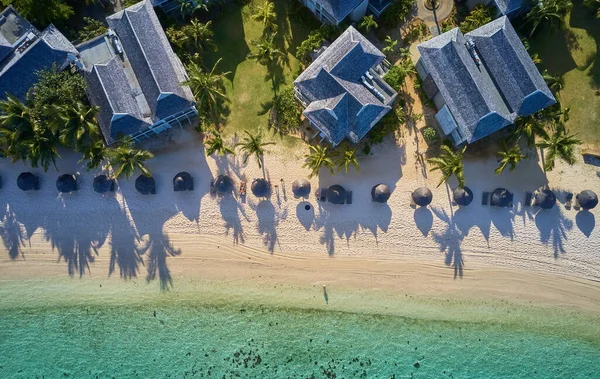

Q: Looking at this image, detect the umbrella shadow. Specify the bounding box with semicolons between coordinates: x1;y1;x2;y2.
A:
314;204;359;256
490;207;515;241
576;210;595;238
359;203;392;244
296;202;314;231
534;207;574;258
414;206;433;237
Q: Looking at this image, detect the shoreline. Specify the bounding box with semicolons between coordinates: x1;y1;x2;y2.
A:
2;233;600;346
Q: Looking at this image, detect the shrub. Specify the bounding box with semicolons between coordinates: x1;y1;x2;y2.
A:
77;17;107;43
27;65;87;118
270;86;301;135
296;30;326;64
379;0;416;29
459;4;492;33
423;127;440;144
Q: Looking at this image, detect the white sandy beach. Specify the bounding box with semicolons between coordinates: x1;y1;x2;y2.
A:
1;122;600;319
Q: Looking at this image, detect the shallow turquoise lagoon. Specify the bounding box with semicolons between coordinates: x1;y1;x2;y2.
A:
1;304;599;378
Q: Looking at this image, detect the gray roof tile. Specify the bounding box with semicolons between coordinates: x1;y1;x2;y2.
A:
318;0;364;23
417;17;554;144
294;26;395;146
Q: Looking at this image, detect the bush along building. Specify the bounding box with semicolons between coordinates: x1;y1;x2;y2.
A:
297;0;393;25
415;16;555;146
294;26;397;147
75;0;197;145
0;5;79;101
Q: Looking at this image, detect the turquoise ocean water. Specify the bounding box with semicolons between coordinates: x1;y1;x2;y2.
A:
1;302;600;378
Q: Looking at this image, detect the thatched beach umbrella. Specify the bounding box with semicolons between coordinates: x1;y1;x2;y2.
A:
93;175;115;193
17;172;39;191
173;172;193;191
453;186;473;206
135;175;156;195
251;178;270;197
292;179;311;198
577;190;598;210
327;185;346;205
412;187;432;207
215;174;233;194
56;174;77;193
371;183;391;203
491;188;512;207
534;189;556;209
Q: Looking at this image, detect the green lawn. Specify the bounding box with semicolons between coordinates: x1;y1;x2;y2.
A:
530;1;600;148
204;0;316;145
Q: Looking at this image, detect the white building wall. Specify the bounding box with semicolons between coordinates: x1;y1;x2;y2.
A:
349;0;369;22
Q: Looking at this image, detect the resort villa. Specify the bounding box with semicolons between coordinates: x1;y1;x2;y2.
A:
294;26;397;147
77;0;197;145
297;0;393;25
415;16;555;146
0;6;78;101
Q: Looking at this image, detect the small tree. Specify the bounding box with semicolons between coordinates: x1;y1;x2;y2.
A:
303;144;335;178
108;138;154;179
247;33;285;67
427;145;467;188
525;0;572;36
495;141;527;175
251;0;277;34
235;129;275;168
204;130;235;157
77;17;107;42
382;36;398;56
182;59;231;126
459;4;492;33
542;70;564;94
358;15;378;33
536;123;581;171
80;139;108;171
335;145;360;173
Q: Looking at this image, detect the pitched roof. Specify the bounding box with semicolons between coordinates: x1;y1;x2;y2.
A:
0;24;77;101
294;26;395;146
493;0;525;15
467;16;555;117
318;0;364;23
83;0;195;144
417;17;555;144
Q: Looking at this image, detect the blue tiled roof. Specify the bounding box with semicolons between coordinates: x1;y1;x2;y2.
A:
0;25;77;101
493;0;525;15
319;0;364;23
294;26;396;146
417;17;555;144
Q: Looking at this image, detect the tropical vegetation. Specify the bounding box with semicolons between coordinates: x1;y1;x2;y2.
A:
428;145;467;188
495;142;527;175
536;123;581;171
303;145;335;178
108;138;154;179
204;130;235;157
235;129;275;168
459;4;493;33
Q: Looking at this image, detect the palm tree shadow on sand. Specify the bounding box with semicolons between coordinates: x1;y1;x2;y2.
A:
431;207;466;279
137;232;181;291
0;204;27;259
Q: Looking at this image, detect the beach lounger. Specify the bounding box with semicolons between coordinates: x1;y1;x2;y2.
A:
239;182;246;196
410;194;416;208
574;196;581;210
346;191;353;204
482;192;489;206
524;192;533;207
565;193;573;210
508;194;514;208
319;188;327;202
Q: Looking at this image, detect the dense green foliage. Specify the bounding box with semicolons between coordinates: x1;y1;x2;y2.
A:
459;4;492;33
235;129;275;168
303;144;335;177
525;0;572;36
379;0;416;29
422;127;440;144
27;66;87;118
1;0;73;27
428;145;467;188
270;86;301;135
77;17;107;43
383;61;415;92
296;30;326;64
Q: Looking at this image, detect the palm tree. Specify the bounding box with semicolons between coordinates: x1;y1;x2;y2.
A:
542;70;563;94
108;138;154;179
303;144;335;178
536;123;581;171
335;144;360;173
50;101;100;149
182;20;216;52
382;36;398;55
80;138;108;171
182;59;231;125
25;129;60;172
495;141;527;175
358;15;378;33
511;116;549;147
235;129;275;168
525;0;571;36
583;0;600;17
204;130;235;156
247;33;284;67
0;94;35;161
427;145;467;188
251;0;277;33
459;4;492;33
